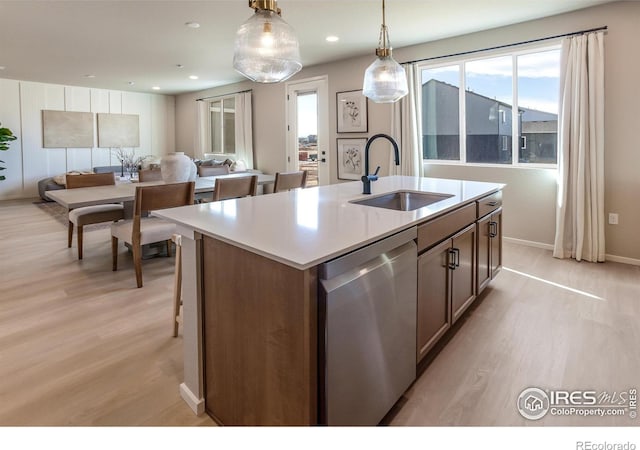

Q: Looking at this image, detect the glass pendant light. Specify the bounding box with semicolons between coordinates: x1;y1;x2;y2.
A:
233;0;302;83
362;0;408;103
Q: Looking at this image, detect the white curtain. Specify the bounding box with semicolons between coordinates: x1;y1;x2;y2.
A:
234;91;254;169
390;63;424;177
553;31;605;262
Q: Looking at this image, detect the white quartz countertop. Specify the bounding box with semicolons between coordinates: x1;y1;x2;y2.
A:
153;176;504;270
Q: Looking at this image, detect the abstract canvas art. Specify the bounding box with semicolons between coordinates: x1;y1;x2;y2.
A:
97;113;140;148
42;110;94;148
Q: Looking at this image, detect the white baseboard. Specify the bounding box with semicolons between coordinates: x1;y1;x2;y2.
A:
604;254;640;266
504;236;640;266
180;382;205;416
503;237;554;251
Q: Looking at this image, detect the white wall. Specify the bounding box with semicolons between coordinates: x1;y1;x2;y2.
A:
0;79;175;200
175;1;640;261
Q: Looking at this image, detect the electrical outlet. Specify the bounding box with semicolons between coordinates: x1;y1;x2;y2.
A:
608;213;619;225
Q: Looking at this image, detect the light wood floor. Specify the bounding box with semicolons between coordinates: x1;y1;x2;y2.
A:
0;199;214;426
391;239;640;426
1;199;638;426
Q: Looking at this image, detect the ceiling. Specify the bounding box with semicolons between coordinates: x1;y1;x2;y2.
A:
0;0;616;96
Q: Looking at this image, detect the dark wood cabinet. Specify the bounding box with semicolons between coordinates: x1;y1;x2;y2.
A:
417;222;476;363
477;205;503;295
417;191;504;363
450;224;477;324
417;239;451;362
490;209;503;277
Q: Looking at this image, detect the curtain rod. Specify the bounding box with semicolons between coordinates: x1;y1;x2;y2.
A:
196;89;252;102
401;25;607;65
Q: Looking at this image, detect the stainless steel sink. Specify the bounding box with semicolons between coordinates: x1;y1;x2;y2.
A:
350;190;454;211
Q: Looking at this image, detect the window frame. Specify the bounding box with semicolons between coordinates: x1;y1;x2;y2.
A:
418;43;561;169
209;94;237;156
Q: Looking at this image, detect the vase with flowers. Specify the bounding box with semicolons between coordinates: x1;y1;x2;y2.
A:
112;148;148;180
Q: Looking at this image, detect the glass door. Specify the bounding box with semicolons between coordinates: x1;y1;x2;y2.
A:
286;76;329;185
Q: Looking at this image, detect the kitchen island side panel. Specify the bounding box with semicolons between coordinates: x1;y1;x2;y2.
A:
202;236;318;426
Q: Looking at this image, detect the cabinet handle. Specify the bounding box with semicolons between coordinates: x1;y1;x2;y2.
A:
448;248;456;270
487;201;498;206
489;221;498;238
449;248;460;269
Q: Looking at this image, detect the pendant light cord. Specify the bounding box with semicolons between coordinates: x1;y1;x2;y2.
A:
378;0;390;51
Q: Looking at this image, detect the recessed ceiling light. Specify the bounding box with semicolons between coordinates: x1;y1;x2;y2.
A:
84;74;96;78
185;22;200;29
189;75;198;80
128;81;135;86
176;64;184;69
152;86;161;90
326;36;339;43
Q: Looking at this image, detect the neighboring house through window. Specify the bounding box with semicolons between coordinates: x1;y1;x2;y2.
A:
420;46;560;166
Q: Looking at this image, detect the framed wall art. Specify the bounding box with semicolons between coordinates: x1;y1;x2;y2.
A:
97;113;140;148
42;110;94;148
337;138;366;180
336;90;368;133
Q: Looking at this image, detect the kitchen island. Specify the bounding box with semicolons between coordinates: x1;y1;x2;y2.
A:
154;176;505;425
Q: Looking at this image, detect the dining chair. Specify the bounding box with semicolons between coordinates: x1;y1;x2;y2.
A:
273;170;307;193
198;165;230;177
213;175;258;201
138;168;163;182
110;181;195;288
66;172;125;260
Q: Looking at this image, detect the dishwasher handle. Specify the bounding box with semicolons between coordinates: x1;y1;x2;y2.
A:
319;227;417;280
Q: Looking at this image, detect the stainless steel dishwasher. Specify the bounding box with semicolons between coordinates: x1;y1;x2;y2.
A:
319;227;417;425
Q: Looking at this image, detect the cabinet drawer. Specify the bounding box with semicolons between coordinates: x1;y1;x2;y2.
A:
417;203;476;252
477;191;502;218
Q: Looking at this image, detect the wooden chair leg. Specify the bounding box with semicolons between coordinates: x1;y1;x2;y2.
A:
172;237;182;337
133;243;143;288
111;236;118;271
68;221;74;248
77;226;84;260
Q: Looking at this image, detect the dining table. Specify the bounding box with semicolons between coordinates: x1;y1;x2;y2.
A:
45;172;275;212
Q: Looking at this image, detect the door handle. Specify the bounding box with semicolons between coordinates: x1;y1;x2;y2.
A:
321;158;326;163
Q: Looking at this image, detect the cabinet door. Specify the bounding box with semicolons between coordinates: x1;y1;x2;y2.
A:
490;209;503;277
417;239;451;363
476;215;491;295
451;224;476;324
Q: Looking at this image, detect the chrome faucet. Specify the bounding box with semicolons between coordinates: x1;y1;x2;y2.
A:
361;133;400;194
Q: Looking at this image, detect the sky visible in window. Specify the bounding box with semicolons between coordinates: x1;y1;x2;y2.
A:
423;48;560;114
297;92;318;138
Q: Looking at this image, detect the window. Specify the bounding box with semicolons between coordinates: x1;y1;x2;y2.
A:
420;46;560;166
421;65;460;160
210;96;236;154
